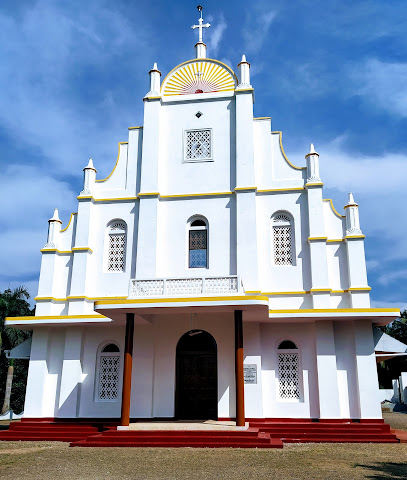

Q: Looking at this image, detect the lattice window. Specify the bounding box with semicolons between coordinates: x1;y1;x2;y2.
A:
189;229;207;268
272;213;293;266
185;129;211;161
278;353;300;400
107;221;126;272
98;351;120;401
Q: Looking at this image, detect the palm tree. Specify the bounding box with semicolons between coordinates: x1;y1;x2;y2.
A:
0;287;33;414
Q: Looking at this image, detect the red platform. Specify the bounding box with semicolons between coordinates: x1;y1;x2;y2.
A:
0;418;400;447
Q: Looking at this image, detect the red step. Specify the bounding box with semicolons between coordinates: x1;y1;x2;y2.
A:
70;429;283;448
248;420;398;443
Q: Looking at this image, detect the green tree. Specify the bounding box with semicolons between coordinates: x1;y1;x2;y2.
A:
0;287;34;413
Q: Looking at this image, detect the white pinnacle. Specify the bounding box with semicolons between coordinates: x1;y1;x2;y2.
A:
49;208;61;223
153;62;158;70
309;144;316;154
347;192;358;206
86;158;95;169
242;54;247;63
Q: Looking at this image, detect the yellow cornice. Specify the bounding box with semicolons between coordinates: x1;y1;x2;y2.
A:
310;288;332;293
326;239;345;243
345;235;366;240
343;204;358;210
235;88;254;93
349;287;371;292
35;296;128;302
269;308;400;314
72;247;93;253
95;142;128;184
40;248;72;254
263;291;310;296
128;126;143;130
253;117;271;120
308;237;328;242
305;182;324;188
331;289;349;294
257;187;304;193
143;96;162;101
137;192;160;197
95;295;268;306
78;196;138;203
271;131;306;171
323;199;346;219
6;314;107;321
161;191;233;199
234;186;257;192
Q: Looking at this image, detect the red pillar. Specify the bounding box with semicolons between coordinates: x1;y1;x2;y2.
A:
120;313;134;426
234;310;245;427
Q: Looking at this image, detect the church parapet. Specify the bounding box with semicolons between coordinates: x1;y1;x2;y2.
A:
129;275;243;298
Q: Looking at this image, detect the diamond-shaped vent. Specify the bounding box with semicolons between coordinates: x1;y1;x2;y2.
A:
195;111;203;118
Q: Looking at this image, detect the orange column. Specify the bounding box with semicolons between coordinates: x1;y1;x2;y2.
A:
234;310;245;427
120;313;135;427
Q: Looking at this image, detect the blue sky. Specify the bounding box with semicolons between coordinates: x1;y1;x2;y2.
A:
1;0;406;310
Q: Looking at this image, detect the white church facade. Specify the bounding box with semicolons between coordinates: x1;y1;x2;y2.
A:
6;10;399;427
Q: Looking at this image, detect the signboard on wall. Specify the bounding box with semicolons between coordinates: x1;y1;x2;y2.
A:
244;364;257;384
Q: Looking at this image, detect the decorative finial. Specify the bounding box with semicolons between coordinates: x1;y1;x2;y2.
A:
347;192;358;206
49;208;62;224
191;5;210;44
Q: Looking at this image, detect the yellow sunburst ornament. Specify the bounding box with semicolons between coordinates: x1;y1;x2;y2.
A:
162;60;236;96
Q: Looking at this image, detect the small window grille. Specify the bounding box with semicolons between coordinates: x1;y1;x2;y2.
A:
98;345;120;401
272;214;293;266
107;221;126;272
278;353;300;400
189;229;207;268
185;129;211;161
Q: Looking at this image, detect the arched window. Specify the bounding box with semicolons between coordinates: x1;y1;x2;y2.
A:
97;343;121;401
277;340;300;400
106;220;126;272
272;213;293;266
188;217;208;268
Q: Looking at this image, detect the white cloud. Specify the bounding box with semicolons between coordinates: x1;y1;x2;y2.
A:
349;59;407;117
290;136;407;262
0;1;151;178
0;165;77;281
377;269;407;287
207;14;226;57
242;10;277;55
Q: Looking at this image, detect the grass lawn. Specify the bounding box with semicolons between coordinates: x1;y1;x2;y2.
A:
0;412;406;480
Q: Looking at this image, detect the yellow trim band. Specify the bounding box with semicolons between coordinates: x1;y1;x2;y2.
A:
345;235;366;239
271;131;306;171
306;182;324;187
269;308;400;314
60;212;77;233
308;237;328;242
72;247;93;253
257;187;304;193
349;287;371;292
161;191;233;199
310;288;332;293
40;249;72;254
253;117;271;120
323;199;346;219
95;295;268;306
326;239;345;243
95;142;128;183
128;126;143;130
6;315;107;321
263;291;310;295
234;186;257;192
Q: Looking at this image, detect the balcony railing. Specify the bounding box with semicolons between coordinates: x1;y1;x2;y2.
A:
129;275;242;298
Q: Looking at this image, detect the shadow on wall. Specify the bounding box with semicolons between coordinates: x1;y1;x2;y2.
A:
355;462;407;479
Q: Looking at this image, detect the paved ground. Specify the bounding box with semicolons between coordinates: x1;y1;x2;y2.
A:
0;412;406;479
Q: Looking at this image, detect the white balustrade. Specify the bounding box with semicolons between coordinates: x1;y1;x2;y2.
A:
129;276;241;298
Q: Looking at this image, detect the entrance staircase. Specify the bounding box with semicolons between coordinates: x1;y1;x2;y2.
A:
248;419;399;443
70;429;283;448
0;418;400;446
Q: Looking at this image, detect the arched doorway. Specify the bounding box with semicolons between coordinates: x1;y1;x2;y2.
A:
175;330;218;420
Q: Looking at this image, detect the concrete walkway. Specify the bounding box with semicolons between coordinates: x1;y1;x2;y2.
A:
127;420;249;431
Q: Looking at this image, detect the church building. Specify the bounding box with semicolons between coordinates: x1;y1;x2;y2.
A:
6;8;399;429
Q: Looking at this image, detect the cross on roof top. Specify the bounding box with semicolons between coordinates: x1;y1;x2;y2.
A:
191;4;210;44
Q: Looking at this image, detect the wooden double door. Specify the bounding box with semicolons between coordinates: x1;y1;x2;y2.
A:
175;330;218;420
